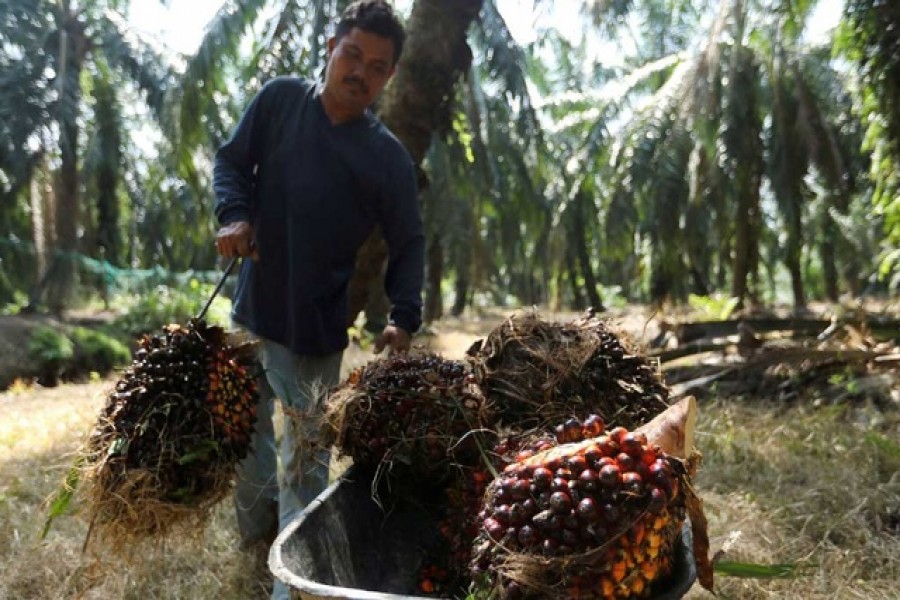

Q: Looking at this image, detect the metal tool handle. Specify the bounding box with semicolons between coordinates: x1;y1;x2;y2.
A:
197;256;239;322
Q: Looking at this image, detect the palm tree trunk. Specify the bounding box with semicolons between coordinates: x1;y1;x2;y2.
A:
48;102;80;314
345;0;483;327
30;168;48;279
784;211;807;309
451;200;474;317
565;246;586;310
451;262;470;317
730;186;758;307
820;220;840;301
572;191;605;311
424;234;443;322
727;47;763;309
42;10;88;314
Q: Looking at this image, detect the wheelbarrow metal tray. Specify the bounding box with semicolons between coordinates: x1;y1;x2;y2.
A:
270;465;697;600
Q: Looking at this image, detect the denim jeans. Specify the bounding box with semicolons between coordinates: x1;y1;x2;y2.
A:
233;337;342;600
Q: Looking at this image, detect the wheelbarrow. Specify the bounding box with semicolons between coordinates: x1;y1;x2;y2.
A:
270;465;698;600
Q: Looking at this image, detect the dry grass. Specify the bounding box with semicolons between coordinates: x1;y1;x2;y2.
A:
0;343;374;600
684;398;899;599
1;313;897;599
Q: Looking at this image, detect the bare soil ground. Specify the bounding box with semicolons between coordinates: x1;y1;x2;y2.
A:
1;307;897;599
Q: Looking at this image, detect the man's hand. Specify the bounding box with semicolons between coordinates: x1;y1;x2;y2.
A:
374;324;411;354
215;221;258;260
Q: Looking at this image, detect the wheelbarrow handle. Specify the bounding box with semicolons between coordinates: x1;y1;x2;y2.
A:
197;256;239;322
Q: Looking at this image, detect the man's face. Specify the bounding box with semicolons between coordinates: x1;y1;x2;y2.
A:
325;27;396;114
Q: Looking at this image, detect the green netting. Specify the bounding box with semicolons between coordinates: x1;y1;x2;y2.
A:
0;235;231;295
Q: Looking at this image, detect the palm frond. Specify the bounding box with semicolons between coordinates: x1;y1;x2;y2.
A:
95;10;173;121
475;0;541;143
172;0;270;150
791;60;848;195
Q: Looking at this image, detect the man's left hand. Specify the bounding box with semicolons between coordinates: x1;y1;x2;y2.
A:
374;324;411;354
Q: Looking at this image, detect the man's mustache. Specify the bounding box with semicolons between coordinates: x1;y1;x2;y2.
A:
343;76;368;94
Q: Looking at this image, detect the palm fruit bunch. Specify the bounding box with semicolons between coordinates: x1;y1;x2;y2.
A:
422;465;492;596
206;345;257;454
470;399;703;600
421;416;612;597
467;310;669;430
80;318;258;547
322;352;493;479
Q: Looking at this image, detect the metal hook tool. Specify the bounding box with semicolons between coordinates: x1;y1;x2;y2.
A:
197;256;239;322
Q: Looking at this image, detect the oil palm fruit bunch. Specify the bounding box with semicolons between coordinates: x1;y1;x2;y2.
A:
467;310;669;430
322;352;494;478
206;346;257;454
80;318;259;547
470;399;705;600
425;415;616;596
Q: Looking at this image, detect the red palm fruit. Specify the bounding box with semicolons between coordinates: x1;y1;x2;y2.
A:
596;456;616;470
622;471;644;495
555;467;573;480
576;497;599;522
548;514;566;535
582;414;605;438
511;479;531;500
597;435;619;457
532;466;553;488
494;504;512;524
600;503;620;524
647;486;667;513
567;454;588;474
536;490;553;509
608;426;628;444
584;443;603;466
599;464;621;488
579;468;600;491
509;503;527;526
522;498;537;515
541;537;559;556
641;445;660;466
615;452;636;473
549;491;573;513
649;458;671;484
554;423;565;442
621;432;646;457
564;418;584;441
484;517;504;540
517;524;539;547
516;449;535;461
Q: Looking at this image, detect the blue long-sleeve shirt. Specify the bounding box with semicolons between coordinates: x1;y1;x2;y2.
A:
213;77;424;355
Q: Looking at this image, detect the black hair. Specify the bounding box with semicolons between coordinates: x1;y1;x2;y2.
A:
335;0;406;65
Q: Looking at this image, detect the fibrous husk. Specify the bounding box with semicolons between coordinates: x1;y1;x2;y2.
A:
321;352;495;481
77;319;259;552
467;310;670;432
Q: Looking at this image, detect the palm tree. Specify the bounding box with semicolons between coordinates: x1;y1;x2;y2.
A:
583;0;868;309
0;0;171;312
837;1;900;287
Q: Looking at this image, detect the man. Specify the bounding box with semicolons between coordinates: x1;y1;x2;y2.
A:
212;2;423;596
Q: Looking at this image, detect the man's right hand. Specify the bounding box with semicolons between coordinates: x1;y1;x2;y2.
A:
215;221;258;260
